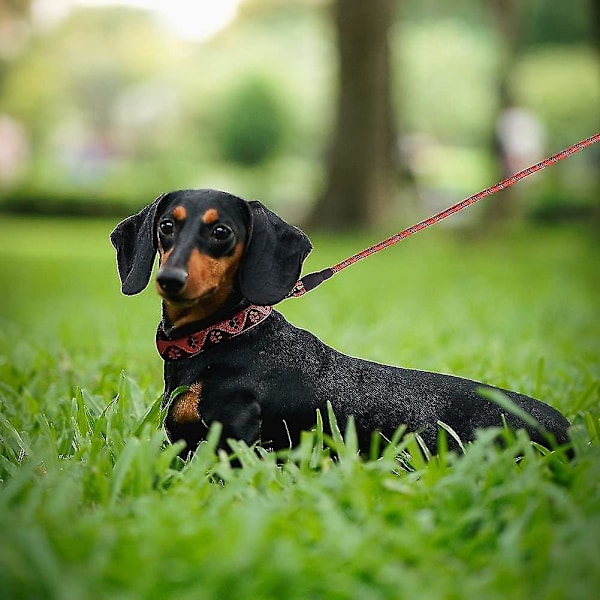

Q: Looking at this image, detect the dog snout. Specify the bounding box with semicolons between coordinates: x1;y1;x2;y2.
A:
157;267;188;296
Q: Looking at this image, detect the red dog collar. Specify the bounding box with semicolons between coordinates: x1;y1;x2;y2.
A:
156;304;273;360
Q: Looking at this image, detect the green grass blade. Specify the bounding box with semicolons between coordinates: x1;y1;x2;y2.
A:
478;387;544;432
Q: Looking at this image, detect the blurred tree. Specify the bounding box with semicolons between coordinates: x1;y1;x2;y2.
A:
487;0;597;224
487;0;524;223
0;0;30;24
522;0;596;48
0;7;173;148
594;0;600;51
0;0;32;90
309;0;396;230
216;74;286;167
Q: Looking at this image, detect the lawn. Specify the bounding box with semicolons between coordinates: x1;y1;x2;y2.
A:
0;215;599;599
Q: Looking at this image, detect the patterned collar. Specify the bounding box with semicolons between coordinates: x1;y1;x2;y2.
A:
156;304;273;360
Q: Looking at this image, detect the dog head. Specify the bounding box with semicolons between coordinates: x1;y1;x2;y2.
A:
110;189;312;321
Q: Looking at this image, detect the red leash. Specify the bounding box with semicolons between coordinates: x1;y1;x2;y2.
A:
289;132;600;298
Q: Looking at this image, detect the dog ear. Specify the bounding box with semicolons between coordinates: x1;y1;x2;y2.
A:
239;201;312;305
110;193;168;295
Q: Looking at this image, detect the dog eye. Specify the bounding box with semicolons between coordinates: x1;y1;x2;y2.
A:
212;225;232;241
159;220;175;236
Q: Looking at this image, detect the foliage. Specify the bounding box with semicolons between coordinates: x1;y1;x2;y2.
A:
396;19;499;145
215;74;288;167
0;7;174;144
0;217;599;598
512;46;600;146
404;0;596;48
521;0;596;47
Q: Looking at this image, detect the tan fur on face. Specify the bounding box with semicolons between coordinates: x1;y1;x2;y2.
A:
202;208;219;225
169;382;203;425
157;246;172;266
173;206;187;221
163;242;244;327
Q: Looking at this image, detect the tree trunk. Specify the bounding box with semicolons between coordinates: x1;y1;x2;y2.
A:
309;0;396;230
488;0;525;224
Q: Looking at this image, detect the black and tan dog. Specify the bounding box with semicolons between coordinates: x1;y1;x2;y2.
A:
111;188;570;457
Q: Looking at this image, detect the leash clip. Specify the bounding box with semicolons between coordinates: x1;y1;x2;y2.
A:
287;268;334;298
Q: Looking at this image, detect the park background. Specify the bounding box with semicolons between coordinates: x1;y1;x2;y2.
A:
0;0;598;224
0;1;599;599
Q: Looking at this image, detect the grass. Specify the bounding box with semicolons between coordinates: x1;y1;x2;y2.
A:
0;215;599;600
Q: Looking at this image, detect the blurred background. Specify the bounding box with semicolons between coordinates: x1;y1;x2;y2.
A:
0;0;598;230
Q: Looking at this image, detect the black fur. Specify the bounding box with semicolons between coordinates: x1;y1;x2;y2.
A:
111;189;571;457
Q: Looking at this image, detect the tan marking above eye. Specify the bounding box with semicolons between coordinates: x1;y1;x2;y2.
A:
172;206;187;221
202;208;219;225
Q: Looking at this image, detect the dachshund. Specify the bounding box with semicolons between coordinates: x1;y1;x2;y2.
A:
110;188;571;458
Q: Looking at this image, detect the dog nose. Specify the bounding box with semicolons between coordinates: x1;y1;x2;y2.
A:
157;268;188;296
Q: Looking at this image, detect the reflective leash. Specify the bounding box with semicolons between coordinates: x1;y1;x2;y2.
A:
288;132;600;298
